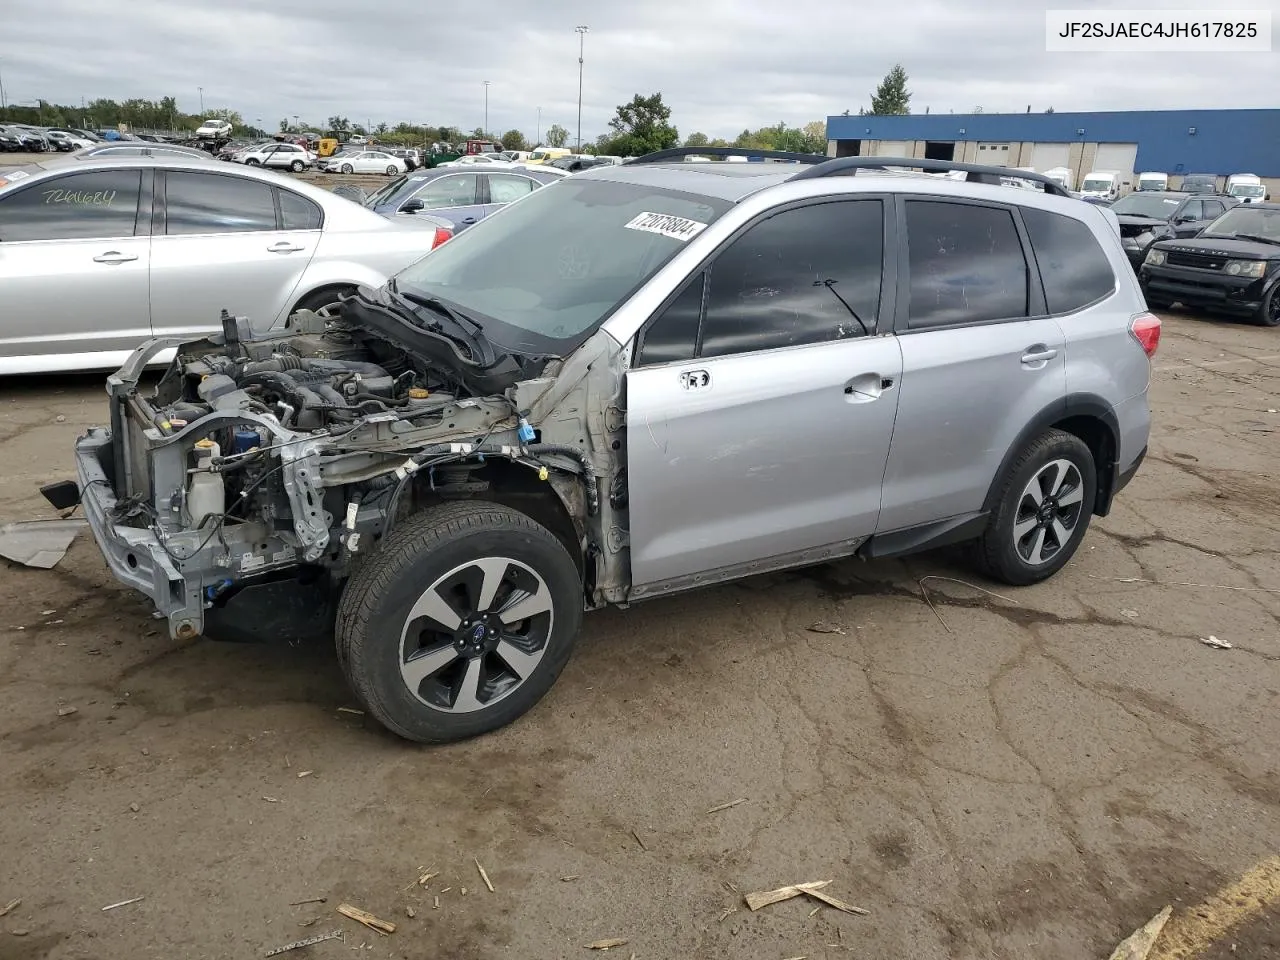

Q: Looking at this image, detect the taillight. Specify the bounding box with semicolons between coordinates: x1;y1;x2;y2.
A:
1129;311;1161;357
431;227;453;250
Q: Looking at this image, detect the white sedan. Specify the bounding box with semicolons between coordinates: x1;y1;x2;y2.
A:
328;151;408;176
438;154;515;168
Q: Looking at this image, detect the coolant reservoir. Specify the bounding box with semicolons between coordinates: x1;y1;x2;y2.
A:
187;439;225;528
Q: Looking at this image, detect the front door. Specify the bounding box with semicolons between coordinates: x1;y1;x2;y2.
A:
149;170;319;340
0;167;152;371
877;197;1067;533
626;198;902;595
1172;199;1209;238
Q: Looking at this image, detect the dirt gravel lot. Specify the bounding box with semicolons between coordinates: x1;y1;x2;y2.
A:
2;308;1279;959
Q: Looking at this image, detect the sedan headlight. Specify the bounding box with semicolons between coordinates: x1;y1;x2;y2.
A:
1224;260;1267;278
1144;249;1167;266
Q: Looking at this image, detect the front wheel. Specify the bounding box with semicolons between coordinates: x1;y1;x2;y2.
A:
1255;284;1280;327
340;163;354;174
336;502;583;743
973;429;1097;586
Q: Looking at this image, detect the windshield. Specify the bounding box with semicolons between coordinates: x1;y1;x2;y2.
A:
394;178;731;353
1081;178;1111;192
364;175;411;207
1111;194;1181;218
1138;179;1165;190
1229;184;1265;198
1201;206;1280;242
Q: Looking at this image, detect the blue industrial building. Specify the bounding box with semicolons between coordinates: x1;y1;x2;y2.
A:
824;109;1280;189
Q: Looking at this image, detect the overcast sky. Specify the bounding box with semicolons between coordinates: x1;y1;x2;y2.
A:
4;0;1278;142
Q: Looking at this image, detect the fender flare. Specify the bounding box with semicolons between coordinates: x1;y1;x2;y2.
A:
981;393;1121;517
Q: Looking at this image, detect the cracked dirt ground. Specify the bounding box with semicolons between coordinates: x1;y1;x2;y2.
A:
1;312;1278;960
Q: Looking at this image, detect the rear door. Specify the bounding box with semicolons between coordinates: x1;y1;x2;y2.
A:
626;198;903;595
149;169;320;340
0;167;152;370
482;172;541;218
877;197;1066;533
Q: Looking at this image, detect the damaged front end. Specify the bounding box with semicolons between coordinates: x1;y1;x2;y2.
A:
72;300;625;642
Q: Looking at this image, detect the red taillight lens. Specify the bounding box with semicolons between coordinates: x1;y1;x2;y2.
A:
430;227;453;250
1129;311;1161;357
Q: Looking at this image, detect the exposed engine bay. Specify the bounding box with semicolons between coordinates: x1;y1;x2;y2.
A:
73;298;628;641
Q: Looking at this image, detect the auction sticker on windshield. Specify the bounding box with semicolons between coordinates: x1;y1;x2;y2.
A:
624;211;709;242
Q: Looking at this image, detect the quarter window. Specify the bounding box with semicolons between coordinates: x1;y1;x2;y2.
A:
905;200;1028;328
1021;207;1115;314
280;190;322;230
1180;200;1204;221
164;171;277;235
0;169;142;241
638;273;704;366
488;174;537;204
697;200;884;359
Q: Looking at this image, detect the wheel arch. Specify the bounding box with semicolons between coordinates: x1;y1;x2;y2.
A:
982;394;1120;519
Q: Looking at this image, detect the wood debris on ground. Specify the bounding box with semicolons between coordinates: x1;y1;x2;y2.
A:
57;706;78;717
297;771;313;778
806;621;846;635
336;707;364;715
101;897;144;912
433;896;439;910
262;796;280;803
405;906;415;918
475;858;494;892
717;906;736;922
1106;905;1172;960
1200;635;1233;649
288;897;326;906
336;903;396;935
0;899;20;917
585;938;629;949
631;829;647;851
744;880;869;916
264;929;342;956
561;875;580;882
706;798;749;815
297;919;318;928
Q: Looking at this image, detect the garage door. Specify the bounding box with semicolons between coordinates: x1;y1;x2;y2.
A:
875;141;910;157
1031;143;1071;171
1094;143;1138;175
976;142;1010;166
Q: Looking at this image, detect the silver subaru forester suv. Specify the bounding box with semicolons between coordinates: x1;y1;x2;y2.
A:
60;150;1158;743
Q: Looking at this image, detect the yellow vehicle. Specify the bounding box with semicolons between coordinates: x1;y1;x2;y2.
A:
526;147;570;165
317;138;340;158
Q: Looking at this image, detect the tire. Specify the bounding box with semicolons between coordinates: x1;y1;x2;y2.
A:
246;157;261;165
1255;284;1280;327
292;285;355;318
973;429;1097;586
386;165;398;176
336;502;582;743
340;163;354;174
290;159;305;172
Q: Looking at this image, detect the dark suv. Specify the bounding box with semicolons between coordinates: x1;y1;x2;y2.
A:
1111;191;1237;270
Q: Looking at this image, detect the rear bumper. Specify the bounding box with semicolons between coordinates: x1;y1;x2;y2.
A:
75;428;206;639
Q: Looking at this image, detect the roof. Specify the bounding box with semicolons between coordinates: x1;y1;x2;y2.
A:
826;108;1280;177
578;161;800;202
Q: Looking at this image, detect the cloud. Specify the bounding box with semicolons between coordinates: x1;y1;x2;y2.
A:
4;0;1276;142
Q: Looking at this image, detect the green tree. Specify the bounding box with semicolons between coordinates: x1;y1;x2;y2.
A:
546;124;569;148
684;131;709;147
604;93;678;156
376;122;389;136
501;129;528;151
327;116;351;134
868;64;910;115
802;121;827;153
280;118;291;132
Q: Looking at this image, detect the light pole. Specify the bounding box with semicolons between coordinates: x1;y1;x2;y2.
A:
536;106;541;145
483;80;490;137
198;86;204;115
0;58;7;111
575;25;589;150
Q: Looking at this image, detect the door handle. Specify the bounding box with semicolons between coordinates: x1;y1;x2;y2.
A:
460;217;477;224
1021;346;1059;365
92;251;138;264
844;372;890;402
679;369;710;390
267;241;305;253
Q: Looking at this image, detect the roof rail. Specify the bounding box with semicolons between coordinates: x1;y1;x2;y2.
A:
787;156;1074;198
623;146;828;165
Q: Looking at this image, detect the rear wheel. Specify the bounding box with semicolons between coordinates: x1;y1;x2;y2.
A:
336;502;582;743
386;165;398;176
290;159;305;172
973;429;1096;586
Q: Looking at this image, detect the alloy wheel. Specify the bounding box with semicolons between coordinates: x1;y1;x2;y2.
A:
1012;459;1085;566
399;557;554;713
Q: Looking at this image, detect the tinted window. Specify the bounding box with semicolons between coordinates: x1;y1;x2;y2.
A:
1181;200;1203;220
415;174;478;208
0;169;142;241
1203;200;1225;218
280;190;322;230
1021;207;1116;315
165;171;277;235
905;201;1028;329
697;201;883;359
638;273;704;366
488;174;536;204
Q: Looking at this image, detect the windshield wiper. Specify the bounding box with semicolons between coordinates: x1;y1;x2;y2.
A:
1231;234;1280;247
813;279;871;338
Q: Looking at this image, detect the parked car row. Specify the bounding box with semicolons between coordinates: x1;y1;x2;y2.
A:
0;124;100;152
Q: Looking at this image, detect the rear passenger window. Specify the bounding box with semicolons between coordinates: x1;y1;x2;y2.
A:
638;273;704;366
280;190;322;230
1021;207;1116;314
905;201;1028;328
699;200;883;358
165;172;277;235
